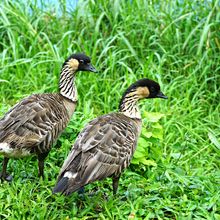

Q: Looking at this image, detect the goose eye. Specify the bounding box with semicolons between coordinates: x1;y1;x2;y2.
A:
150;87;155;93
79;60;84;64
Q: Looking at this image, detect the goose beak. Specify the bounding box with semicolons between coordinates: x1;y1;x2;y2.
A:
156;91;168;99
85;63;98;73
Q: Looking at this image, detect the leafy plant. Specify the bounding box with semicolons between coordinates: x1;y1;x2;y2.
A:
132;111;165;167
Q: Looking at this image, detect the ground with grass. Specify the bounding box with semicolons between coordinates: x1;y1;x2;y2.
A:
0;0;219;219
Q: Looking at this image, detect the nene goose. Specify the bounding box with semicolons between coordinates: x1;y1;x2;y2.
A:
0;53;97;181
53;78;167;196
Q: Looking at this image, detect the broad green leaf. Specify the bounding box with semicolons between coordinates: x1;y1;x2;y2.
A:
147;137;160;144
136;145;148;155
142;127;153;138
138;158;157;166
133;150;145;159
143;112;165;122
138;137;149;148
152;122;163;129
61;139;71;148
131;157;140;165
152;128;163;140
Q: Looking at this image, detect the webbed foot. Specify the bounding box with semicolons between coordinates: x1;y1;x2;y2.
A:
0;172;13;182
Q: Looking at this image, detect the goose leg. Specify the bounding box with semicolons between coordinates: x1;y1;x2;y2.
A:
112;175;120;195
78;187;85;194
0;157;12;182
37;152;49;179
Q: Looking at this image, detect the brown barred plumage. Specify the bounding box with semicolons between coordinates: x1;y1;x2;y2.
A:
53;78;167;196
0;53;97;181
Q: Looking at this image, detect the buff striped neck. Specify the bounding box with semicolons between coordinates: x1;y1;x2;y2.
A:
59;65;78;102
119;93;141;119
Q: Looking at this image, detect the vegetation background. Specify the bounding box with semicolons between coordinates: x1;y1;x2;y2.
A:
0;0;219;219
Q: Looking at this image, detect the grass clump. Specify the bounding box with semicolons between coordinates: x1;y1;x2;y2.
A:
0;0;219;219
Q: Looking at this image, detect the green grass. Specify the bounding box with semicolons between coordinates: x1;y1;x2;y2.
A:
0;0;220;219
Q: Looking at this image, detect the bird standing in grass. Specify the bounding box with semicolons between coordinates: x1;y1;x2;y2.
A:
53;78;167;196
0;53;97;181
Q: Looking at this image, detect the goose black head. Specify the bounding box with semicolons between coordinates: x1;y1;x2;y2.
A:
124;78;168;100
64;53;97;73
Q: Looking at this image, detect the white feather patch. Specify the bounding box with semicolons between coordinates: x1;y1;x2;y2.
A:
64;171;77;179
0;142;31;158
0;143;12;154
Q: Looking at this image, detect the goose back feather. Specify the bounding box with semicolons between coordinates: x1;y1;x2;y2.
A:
54;113;141;195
